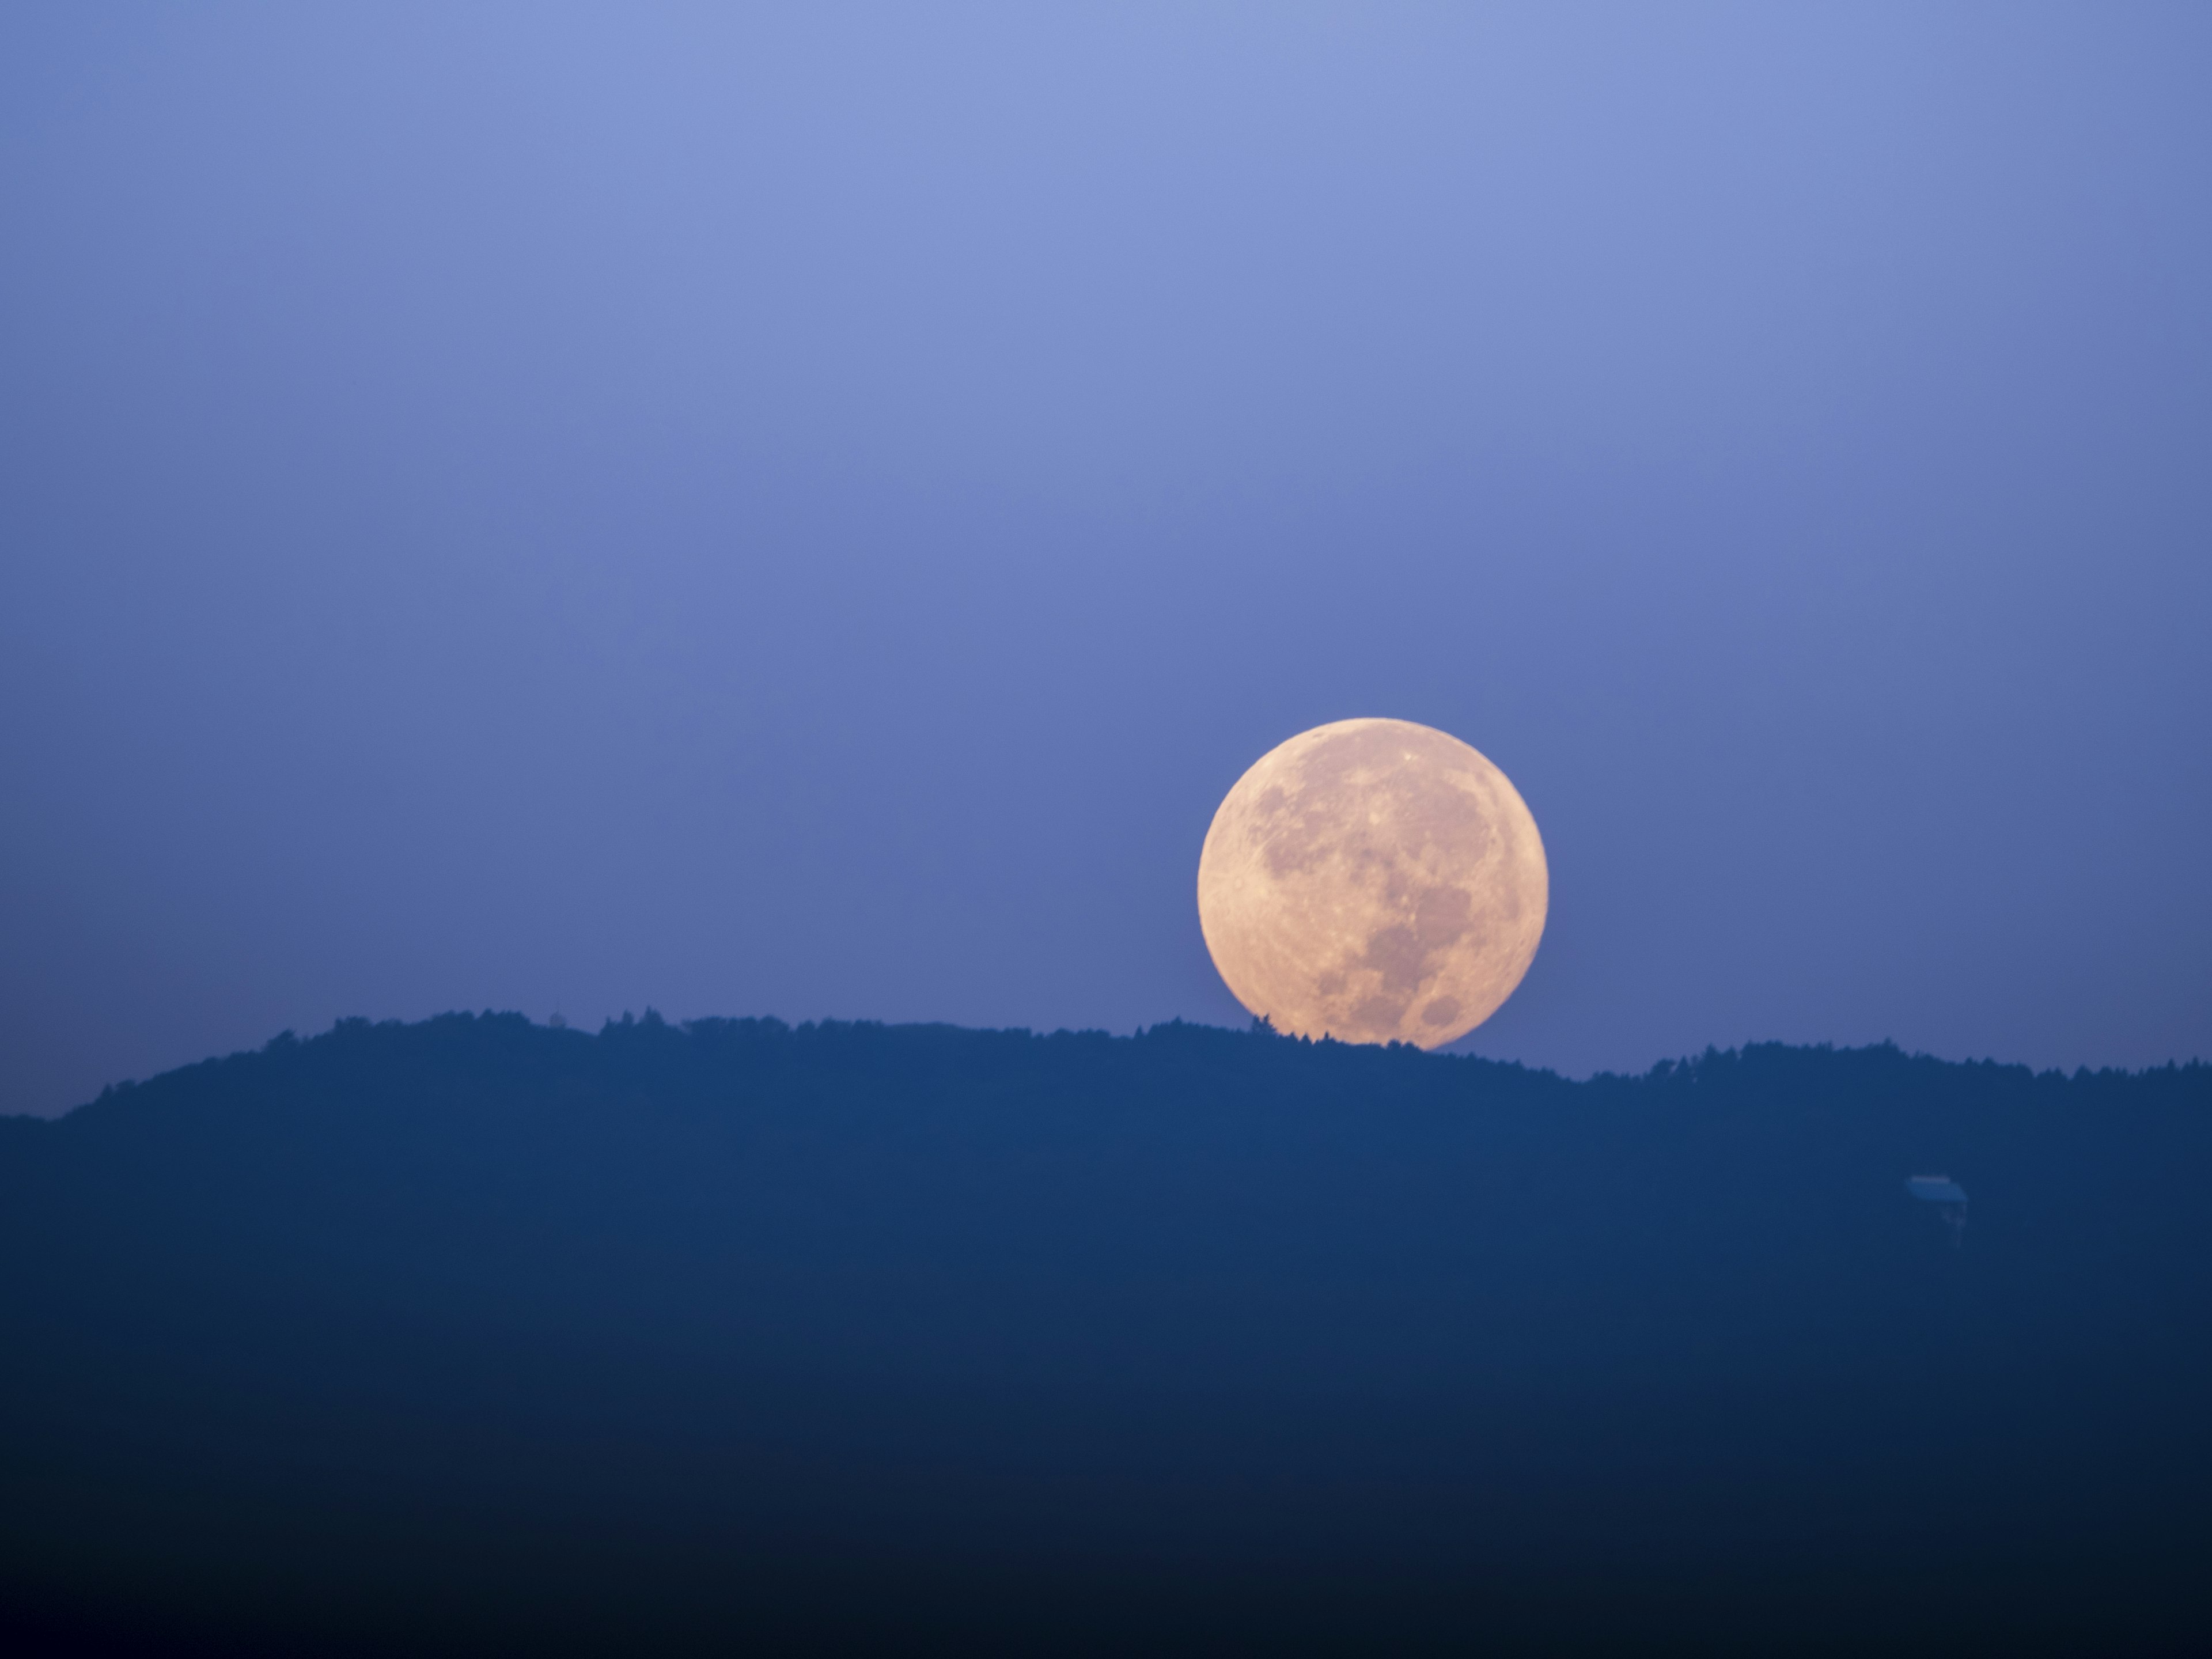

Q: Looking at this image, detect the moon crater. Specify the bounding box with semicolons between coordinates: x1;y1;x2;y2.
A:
1196;718;1547;1048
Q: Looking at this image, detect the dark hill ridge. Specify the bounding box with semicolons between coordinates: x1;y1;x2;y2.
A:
3;1014;2210;1656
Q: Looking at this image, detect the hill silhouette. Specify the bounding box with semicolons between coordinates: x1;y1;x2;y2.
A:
4;1014;2209;1656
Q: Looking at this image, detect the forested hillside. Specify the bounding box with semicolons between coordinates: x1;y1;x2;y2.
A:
4;1015;2207;1655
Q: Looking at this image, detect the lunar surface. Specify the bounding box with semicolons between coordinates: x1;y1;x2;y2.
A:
1196;719;1547;1048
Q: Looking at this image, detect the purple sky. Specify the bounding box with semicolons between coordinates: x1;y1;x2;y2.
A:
4;5;2209;1115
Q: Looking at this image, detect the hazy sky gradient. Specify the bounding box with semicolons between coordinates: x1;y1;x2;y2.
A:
4;4;2209;1113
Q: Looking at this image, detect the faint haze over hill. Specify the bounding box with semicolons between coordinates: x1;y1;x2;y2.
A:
2;6;2209;1115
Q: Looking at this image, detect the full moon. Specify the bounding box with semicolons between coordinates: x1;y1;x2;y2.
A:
1196;718;1548;1048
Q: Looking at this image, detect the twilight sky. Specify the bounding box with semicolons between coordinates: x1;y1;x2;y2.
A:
3;5;2209;1115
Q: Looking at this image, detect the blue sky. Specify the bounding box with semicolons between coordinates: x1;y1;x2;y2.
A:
3;4;2208;1113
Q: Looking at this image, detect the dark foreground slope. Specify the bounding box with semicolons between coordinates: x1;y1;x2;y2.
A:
2;1015;2209;1657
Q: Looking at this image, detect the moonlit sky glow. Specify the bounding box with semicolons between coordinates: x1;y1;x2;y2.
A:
2;6;2209;1113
